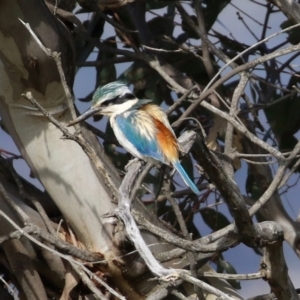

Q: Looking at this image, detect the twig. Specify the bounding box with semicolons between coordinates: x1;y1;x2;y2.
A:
118;160;174;276
192;133;255;242
201;271;263;280
133;209;239;253
0;275;15;296
146;58;187;94
146;278;183;300
0;181;29;224
200;100;283;159
129;162;153;201
224;74;249;178
4;160;57;235
179;272;236;300
0;219;103;262
171;290;188;300
176;3;238;69
249;142;300;216
203;21;300;94
166;192;204;299
0;208;125;299
177;41;300;130
166;85;198;116
19;18;76;120
194;0;215;80
69;261;107;300
76;56;133;67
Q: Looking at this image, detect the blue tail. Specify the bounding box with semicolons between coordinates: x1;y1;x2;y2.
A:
173;162;200;195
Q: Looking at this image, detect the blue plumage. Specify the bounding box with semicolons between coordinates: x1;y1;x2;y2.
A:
68;81;200;195
173;162;200;195
115;113;200;195
115;113;163;162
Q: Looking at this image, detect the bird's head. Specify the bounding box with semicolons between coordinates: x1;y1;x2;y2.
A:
68;81;138;126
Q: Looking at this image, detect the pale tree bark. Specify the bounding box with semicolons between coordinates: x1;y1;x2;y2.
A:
0;0;118;252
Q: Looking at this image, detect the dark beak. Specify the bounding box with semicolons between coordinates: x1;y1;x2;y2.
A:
67;107;101;126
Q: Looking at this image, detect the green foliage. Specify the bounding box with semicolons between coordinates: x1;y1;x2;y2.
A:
264;74;300;158
245;173;263;200
217;258;241;289
200;207;231;231
96;37;117;87
280;20;300;44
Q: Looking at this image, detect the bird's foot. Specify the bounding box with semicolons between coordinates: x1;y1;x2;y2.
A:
160;273;180;284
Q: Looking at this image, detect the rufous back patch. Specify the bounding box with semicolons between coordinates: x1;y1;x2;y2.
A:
153;118;178;162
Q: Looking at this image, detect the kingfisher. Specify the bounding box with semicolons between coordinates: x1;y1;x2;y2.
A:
68;81;200;195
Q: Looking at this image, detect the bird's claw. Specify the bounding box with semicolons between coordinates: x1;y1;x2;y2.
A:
160;273;180;284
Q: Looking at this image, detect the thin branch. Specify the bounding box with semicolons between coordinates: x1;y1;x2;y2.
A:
224;74;249;178
179;272;237;300
69;261;107;300
192;133;255;241
166;192;204;299
5;161;57;235
0;181;29;224
194;0;215;80
201;271;263;280
166;85;198;116
133;209;239;253
19;18;77;120
76;56;133;67
118;160;174;276
0;208;124;299
203;22;300;94
249;141;300;216
200;100;283;159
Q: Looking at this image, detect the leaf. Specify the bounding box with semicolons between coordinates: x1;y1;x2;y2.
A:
95;37;117;87
232;130;243;170
207;116;226;151
119;61;154;84
264;79;300;171
213;30;250;53
245;173;264;200
281;20;300;44
181;15;200;39
203;0;232;31
119;62;172;105
200;208;230;231
207;115;243;170
148;16;174;38
173;50;211;84
146;0;170;10
201;264;243;299
217;258;241;290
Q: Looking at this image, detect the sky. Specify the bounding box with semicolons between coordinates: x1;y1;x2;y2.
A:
1;0;300;298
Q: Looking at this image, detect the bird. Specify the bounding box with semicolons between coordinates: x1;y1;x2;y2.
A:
68;81;200;195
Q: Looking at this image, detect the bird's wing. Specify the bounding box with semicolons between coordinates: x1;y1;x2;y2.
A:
139;103;179;163
114;113;166;163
